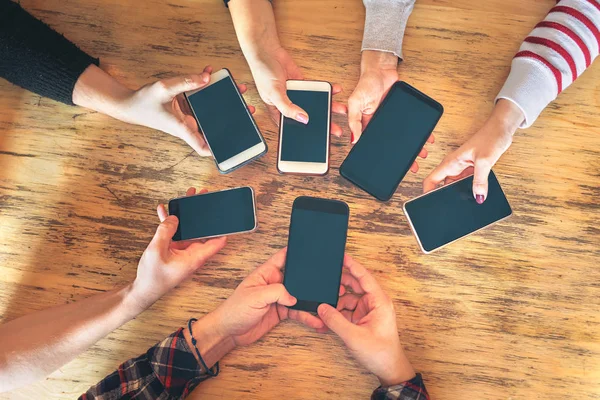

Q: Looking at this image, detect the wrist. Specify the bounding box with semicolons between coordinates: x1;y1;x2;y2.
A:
377;345;416;387
360;50;398;75
490;99;524;136
184;313;236;370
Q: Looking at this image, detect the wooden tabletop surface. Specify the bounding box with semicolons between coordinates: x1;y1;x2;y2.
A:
1;0;599;398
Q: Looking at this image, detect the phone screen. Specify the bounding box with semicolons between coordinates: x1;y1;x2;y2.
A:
186;75;262;164
404;171;512;253
283;197;349;312
280;90;329;163
168;187;256;241
340;82;443;201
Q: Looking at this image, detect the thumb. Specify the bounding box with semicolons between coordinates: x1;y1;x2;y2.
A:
347;100;362;145
157;72;210;100
257;284;297;307
472;159;492;204
271;89;309;124
151;215;179;250
318;303;357;341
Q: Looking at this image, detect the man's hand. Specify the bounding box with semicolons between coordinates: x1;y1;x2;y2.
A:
209;248;325;347
423;99;524;203
348;51;433;172
317;255;415;387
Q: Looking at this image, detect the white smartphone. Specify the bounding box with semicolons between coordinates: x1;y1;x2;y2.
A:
403;171;512;254
184;68;267;174
168;187;257;241
277;80;331;175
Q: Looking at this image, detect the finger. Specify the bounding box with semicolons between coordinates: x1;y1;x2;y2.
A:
257;283;297;307
157;73;210;100
248;105;256;114
337;293;361;311
331;83;343;95
361;113;373;130
186;187;197;196
150;215;179;251
317;303;358;342
473;160;493;204
339;285;346;297
198;188;208;194
288;309;325;329
347;98;362;144
341;309;353;322
343;255;382;295
184;236;228;269
418;148;428;159
331;123;343;138
156;204;169;222
422;153;469;193
272;90;309;124
332;101;347;115
341;271;365;294
427;134;435;144
237;83;247;94
203;65;213;74
410;161;419;173
181;115;211;157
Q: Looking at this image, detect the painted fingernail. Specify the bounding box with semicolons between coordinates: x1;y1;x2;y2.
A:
202;74;209;83
476;194;485;204
350;132;355;144
296;113;309;124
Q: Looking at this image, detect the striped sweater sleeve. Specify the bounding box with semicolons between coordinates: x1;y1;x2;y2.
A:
496;0;600;128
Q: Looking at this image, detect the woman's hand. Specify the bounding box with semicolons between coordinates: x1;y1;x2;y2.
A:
347;51;433;172
317;255;415;387
423;99;524;202
210;248;325;347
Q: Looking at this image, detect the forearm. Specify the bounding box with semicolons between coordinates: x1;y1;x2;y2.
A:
362;0;416;60
0;284;143;392
228;0;281;62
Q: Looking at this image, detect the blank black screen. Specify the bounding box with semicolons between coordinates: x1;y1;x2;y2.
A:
284;198;349;310
404;172;512;252
186;76;262;163
280;90;329;162
340;82;443;201
168;187;255;241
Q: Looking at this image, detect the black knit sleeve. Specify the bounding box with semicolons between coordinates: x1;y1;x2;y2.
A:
0;0;99;105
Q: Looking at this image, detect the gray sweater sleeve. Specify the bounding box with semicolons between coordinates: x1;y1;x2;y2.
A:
361;0;416;60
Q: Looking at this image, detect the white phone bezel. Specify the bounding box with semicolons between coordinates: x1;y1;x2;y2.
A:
403;174;513;254
277;80;331;175
185;69;266;173
169;186;258;241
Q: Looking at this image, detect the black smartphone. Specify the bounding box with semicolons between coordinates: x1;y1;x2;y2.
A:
403;171;512;253
168;187;257;241
184;68;267;174
283;197;349;312
340;81;444;201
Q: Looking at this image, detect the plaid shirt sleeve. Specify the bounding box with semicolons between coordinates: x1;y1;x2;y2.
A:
79;328;210;400
371;373;430;400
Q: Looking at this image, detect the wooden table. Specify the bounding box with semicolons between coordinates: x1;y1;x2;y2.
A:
1;0;599;398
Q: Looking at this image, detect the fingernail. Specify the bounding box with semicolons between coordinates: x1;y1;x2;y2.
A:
202;74;209;83
296;113;309;124
350;132;355;144
476;194;485;204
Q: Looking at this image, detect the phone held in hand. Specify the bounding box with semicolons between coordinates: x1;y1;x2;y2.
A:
403;171;512;254
283;196;349;312
168;187;257;242
278;80;332;175
184;68;267;174
340;81;444;201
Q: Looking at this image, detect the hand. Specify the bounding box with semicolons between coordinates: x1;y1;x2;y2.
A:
348;51;433;172
129;188;227;310
423;99;524;202
209;248;325;347
317;255;415;387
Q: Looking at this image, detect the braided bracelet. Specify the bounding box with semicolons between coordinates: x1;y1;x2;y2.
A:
188;318;220;377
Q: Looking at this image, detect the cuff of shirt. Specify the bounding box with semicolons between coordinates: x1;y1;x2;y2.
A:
361;0;415;60
371;373;429;400
495;57;558;129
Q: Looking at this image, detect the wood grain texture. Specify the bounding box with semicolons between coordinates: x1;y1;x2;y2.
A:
1;0;599;398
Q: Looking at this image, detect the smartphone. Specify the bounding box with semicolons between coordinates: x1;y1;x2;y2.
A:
403;171;512;254
278;80;332;175
283;197;349;312
168;187;257;241
184;68;267;174
340;81;444;201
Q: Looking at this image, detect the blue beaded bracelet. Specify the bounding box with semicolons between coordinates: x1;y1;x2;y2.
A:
188;318;220;377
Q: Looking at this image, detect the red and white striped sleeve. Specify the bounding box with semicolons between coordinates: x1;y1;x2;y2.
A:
496;0;600;128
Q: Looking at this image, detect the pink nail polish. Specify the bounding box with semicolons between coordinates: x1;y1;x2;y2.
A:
296;113;309;124
350;132;355;144
476;194;485;204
